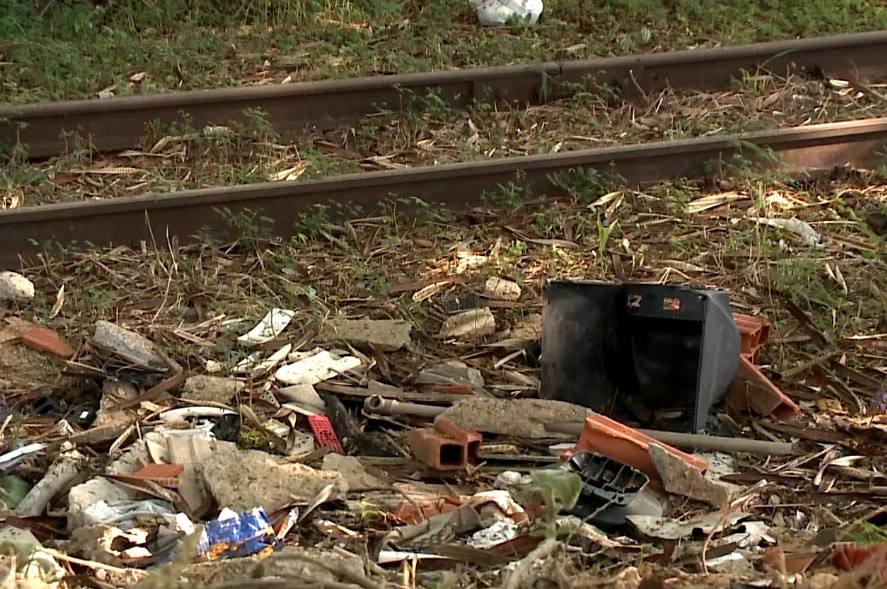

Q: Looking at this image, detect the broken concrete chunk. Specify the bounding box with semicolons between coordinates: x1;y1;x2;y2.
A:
322;453;387;491
440;308;496;339
16;450;85;517
166;435;236;518
91;321;167;372
182;375;245;405
66;524;137;567
326;318;412;351
96;379;140;427
203;448;348;512
0;271;35;301
435;398;592;439
483;277;521;301
67;478;137;531
649;443;732;508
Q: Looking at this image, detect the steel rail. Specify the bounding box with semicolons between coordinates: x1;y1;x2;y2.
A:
3;31;887;159
2;118;886;268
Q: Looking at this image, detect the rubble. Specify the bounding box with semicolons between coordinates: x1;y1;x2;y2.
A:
1;196;884;589
439;308;496;339
324;317;412;351
321;453;386;490
483;276;522;301
202;448;348;511
181;375;245;404
172;546;366;586
15;449;85;516
435;397;593;438
650;442;732;508
91;320;168;372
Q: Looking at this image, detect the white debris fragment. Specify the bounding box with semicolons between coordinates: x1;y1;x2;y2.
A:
495;471;533;487
0;270;35;301
483;277;522;301
753;217;823;248
439;308;496;339
470;0;543;26
237;308;296;345
467;519;519;549
275;348;362;386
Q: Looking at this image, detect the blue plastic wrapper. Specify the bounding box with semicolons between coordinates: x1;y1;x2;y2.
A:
196;507;282;561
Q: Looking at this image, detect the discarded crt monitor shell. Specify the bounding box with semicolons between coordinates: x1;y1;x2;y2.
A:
540;280;740;433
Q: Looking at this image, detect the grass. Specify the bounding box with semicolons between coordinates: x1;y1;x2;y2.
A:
5;71;887;207
3;0;887;103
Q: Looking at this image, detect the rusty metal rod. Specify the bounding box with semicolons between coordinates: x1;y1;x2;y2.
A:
544;421;796;455
3;118;887;269
5;31;887;159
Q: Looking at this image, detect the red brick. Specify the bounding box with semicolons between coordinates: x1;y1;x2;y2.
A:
407;420;481;471
726;356;800;421
21;327;75;359
129;463;185;488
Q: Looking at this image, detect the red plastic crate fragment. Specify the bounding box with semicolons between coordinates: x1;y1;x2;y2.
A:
308;415;344;453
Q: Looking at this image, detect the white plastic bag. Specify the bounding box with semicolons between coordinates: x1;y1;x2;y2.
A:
470;0;543;26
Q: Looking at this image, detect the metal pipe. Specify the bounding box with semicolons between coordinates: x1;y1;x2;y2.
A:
364;395;446;419
544;421;796;455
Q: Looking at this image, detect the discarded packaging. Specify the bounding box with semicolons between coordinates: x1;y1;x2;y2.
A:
196;507;281;562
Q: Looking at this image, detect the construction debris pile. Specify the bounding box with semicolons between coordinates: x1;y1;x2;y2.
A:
1;269;886;589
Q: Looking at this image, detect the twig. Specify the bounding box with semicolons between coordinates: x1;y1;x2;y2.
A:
209;580;361;589
700;480;767;574
503;537;559;589
40;547;146;578
271;553;385;589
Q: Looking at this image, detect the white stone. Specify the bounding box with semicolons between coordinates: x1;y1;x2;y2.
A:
0;271;35;301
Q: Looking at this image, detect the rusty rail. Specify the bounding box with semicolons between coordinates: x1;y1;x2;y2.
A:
2;118;886;269
3;31;887;159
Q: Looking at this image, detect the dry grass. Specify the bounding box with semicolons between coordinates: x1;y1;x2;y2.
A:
5;73;887;208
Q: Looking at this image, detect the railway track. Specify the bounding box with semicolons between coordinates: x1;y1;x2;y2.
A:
2;117;886;269
3;31;887;159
